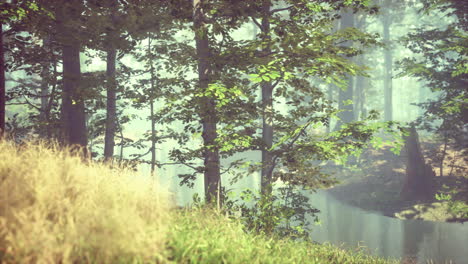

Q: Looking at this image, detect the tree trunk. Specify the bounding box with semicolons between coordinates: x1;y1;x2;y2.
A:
57;1;88;157
383;14;393;121
61;43;87;152
148;36;157;176
334;8;354;130
355;13;367;121
419;84;426;116
400;125;435;200
0;23;5;139
193;0;221;205
116;116;124;165
104;47;117;162
39;36;51;138
260;0;274;197
439;127;448;177
355;76;362;120
326;84;334;133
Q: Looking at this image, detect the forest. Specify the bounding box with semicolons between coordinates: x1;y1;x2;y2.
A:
0;0;467;263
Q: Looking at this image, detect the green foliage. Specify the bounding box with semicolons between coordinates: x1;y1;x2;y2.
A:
195;82;245;108
221;184;319;241
0;1;53;22
435;184;468;219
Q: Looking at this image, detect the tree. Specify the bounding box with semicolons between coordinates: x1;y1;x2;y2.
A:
258;0;274;197
244;1;384;199
193;0;221;205
398;0;468;176
103;9;118;163
55;1;88;153
0;21;5;139
335;7;355;130
400;125;435;200
381;0;393;122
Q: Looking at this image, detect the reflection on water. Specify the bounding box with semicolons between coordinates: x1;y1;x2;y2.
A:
307;190;468;263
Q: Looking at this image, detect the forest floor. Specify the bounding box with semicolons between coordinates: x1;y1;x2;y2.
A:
325;139;468;222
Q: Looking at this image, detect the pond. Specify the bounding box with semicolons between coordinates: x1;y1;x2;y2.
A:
307;190;468;263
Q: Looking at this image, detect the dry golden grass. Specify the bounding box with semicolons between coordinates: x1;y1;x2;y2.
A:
0;140;172;264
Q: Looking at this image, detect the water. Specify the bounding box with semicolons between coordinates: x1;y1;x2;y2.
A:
307;190;468;264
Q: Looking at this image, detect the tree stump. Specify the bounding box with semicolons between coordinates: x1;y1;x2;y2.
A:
400;125;435;200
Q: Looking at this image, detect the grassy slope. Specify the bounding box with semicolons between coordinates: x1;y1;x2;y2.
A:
0;140;398;264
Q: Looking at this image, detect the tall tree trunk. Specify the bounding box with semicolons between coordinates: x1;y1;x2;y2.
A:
193;0;221;205
148;36;157;176
419;83;426;116
334;8;354;130
355;74;368;120
57;1;88;156
439;122;449;177
104;4;118;163
355;14;367;121
0;23;5;139
39;36;51;138
260;0;274;197
61;43;87;152
116;116;124;165
383;14;393;121
104;47;116;162
326;84;334;133
355;76;362;121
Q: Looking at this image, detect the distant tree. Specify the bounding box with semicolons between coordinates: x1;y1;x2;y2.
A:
378;0;407;122
0;20;5;140
380;0;394;122
334;7;355;130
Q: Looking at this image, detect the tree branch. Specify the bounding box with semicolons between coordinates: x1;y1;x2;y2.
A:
270;6;293;14
22;95;41;111
250;16;262;31
269;118;316;175
271;77;282;90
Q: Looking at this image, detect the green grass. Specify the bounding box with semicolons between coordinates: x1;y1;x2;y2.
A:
0;140;399;264
167;208;399;264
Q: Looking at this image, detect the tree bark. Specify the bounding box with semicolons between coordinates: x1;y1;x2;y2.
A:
260;0;274;197
148;37;157;176
383;10;393;121
104;47;117;162
56;1;88;157
355;74;368;120
355;14;367;121
355;75;363;120
334;8;354;130
0;23;5;140
193;0;221;205
401;125;435;200
61;43;87;152
326;84;334;133
39;36;51;138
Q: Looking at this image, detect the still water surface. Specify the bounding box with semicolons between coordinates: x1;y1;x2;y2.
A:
307;190;468;264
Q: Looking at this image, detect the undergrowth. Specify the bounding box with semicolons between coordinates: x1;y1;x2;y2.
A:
0;140;398;263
